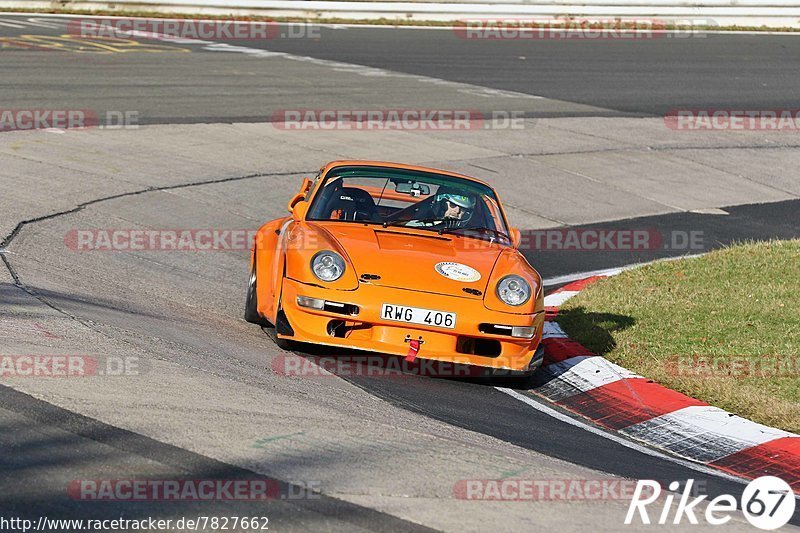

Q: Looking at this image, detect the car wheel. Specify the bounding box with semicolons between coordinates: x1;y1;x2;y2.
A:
244;260;272;327
486;343;544;384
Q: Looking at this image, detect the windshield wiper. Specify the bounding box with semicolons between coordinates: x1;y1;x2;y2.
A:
382;218;440;228
438;226;511;242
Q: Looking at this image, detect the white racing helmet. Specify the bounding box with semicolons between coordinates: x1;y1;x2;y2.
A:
434;190;476;226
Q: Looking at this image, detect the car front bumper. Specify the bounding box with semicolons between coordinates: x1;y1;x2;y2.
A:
279;278;544;372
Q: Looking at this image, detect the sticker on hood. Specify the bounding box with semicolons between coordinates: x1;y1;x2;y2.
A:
435;262;481;283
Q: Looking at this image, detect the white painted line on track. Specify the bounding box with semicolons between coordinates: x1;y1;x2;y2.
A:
541;320;568;338
543;289;580;307
11;17;63;28
539;355;640;392
0;13;541;100
621;405;798;463
542;253;705;287
496;387;753;486
123;30;542;99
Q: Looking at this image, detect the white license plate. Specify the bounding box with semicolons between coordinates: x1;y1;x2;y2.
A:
380;303;456;329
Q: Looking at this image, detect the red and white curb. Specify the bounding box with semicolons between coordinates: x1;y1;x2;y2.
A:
523;274;799;493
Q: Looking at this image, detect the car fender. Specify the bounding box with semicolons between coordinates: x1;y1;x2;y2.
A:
253;217;291;323
483;249;544;314
283;222;359;291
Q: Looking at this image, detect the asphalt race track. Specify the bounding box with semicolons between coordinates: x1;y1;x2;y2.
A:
3;17;800;121
1;14;800;531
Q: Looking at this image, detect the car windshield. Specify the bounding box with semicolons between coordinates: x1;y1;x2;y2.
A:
307;165;511;244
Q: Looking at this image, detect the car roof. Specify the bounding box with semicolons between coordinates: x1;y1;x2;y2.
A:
319;160;494;189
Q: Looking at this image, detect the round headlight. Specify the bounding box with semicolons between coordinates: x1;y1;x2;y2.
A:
311;251;345;282
496;275;531;306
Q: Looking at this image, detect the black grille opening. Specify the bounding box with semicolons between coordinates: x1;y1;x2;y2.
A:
327;320;371;338
478;323;514;336
323;302;359;316
456;337;502;357
327;320;347;337
462;287;482;296
360;273;381;281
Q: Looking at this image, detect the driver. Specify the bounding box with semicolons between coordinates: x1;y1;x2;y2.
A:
433;191;476;227
401;188;477;229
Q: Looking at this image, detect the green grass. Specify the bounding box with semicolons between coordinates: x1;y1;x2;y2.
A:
558;240;800;433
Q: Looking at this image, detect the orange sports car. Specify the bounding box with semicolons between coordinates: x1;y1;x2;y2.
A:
245;161;545;374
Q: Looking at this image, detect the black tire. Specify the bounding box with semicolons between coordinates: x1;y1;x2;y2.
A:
266;325;295;351
271;301;296;350
485;343;544;385
244;258;272;327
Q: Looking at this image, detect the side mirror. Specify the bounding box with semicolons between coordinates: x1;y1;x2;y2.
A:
287;192;305;213
291;200;309;221
510;227;521;248
299;178;313;194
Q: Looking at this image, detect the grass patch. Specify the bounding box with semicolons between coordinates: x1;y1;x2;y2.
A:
558;240;800;433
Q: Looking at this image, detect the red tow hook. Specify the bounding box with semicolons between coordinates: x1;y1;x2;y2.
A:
404;335;424;362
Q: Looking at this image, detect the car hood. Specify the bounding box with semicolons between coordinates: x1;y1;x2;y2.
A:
314;223;504;299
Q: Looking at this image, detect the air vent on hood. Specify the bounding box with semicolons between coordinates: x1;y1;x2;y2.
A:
360;273;381;281
463;287;482;296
